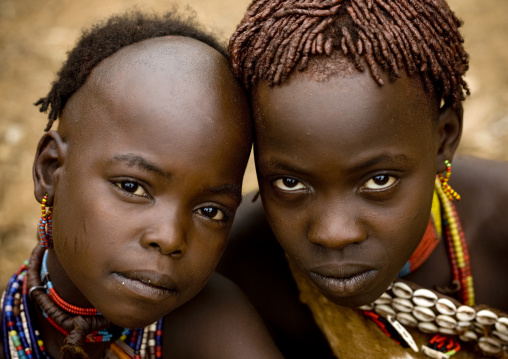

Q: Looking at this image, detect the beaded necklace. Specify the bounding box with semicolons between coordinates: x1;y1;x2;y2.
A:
434;178;474;306
398;189;442;278
286;177;487;358
369;177;476;356
37;250;114;343
288;260;508;358
1;245;164;359
398;178;474;305
40;250;98;316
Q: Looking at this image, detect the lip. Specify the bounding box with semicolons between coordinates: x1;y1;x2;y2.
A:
113;270;179;301
308;265;378;298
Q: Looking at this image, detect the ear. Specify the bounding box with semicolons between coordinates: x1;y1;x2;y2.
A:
33;130;68;205
435;102;462;174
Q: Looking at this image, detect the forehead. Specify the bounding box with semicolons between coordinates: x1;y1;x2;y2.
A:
253;70;438;165
60;36;250;152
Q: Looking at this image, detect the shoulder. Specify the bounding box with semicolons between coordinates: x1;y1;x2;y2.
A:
217;193;293;313
450;155;508;310
161;272;283;359
218;192;283;283
217;193;303;334
217;192;335;357
452;155;508;198
451;155;508;245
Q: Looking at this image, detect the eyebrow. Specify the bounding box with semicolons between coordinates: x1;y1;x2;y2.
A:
348;153;413;173
108;154;169;179
207;183;243;205
108;154;243;203
258;159;312;177
259;153;413;175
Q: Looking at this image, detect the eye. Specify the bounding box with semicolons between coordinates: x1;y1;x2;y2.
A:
363;175;397;190
197;206;225;221
115;180;148;197
273;177;307;191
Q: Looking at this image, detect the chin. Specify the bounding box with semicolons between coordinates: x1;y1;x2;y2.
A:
321;279;392;308
105;309;167;329
324;291;378;308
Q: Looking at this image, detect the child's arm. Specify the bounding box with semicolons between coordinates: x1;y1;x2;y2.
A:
161;272;284;358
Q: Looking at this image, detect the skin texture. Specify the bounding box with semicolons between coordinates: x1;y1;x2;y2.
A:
254;71;443;307
29;36;283;358
218;68;508;357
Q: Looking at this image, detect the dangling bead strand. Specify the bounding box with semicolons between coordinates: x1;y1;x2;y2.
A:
435;177;475;306
438;160;461;201
38;196;52;249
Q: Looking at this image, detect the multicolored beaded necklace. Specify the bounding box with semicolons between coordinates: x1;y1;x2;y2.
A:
286;176;479;358
1;245;164;359
365;177;475;357
397;177;474;306
434;177;474;306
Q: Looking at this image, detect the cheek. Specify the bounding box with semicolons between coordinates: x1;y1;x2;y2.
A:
380;179;435;265
261;197;307;254
188;232;229;279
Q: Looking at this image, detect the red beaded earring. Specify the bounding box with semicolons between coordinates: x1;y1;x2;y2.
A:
38;194;53;248
439;160;461;201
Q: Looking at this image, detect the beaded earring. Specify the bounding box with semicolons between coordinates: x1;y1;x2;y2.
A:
438;160;461;201
38;194;53;248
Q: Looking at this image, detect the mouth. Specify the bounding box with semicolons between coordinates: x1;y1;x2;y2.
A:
113;271;179;301
308;267;378;298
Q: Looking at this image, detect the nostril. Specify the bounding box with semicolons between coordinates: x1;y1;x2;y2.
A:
148;242;183;256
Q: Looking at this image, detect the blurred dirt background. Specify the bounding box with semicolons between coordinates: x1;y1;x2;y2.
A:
0;0;507;285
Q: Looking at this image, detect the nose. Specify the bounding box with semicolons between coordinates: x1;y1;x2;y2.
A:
307;203;366;250
140;208;187;258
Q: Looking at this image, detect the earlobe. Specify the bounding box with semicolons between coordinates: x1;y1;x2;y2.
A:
33;130;67;205
435;103;463;174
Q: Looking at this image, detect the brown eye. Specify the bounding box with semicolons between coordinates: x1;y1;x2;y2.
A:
363;175;397;190
115;181;147;197
198;207;225;221
273;177;306;191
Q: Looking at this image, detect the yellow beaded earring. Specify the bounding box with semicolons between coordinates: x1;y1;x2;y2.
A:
439;160;461;201
38;194;53;248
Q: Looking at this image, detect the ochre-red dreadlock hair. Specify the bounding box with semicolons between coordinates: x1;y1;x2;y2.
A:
229;0;469;114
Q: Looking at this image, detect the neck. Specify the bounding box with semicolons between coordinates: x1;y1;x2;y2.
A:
46;248;95;308
27;245;111;355
32;299;114;359
404;240;454;297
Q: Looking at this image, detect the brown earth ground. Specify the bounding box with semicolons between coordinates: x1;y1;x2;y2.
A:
0;0;507;285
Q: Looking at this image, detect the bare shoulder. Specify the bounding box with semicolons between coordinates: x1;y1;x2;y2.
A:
217;193;336;358
451;155;508;244
452;155;508;195
451;155;508;310
161;272;283;359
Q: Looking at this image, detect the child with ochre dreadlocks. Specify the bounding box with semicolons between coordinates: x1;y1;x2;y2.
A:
0;9;284;359
217;0;508;358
